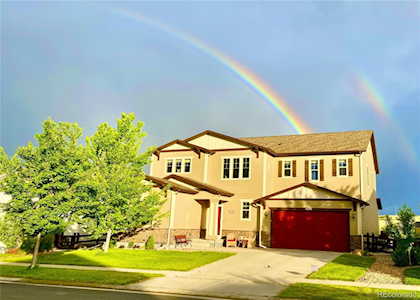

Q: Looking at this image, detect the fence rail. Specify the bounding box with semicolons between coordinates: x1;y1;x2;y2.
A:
55;233;106;249
363;233;395;252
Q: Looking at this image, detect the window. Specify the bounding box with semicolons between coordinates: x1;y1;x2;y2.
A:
166;160;173;173
284;161;292;177
184;159;191;173
338;159;347;176
311;160;319;181
242;158;250;178
175;159;182;173
241;201;251;220
223;158;230;178
222;157;251;179
166;158;192;174
233;158;240;178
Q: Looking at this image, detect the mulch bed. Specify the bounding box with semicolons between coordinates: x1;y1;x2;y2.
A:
358;254;416;284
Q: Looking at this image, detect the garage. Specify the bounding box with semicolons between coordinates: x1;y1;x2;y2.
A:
271;209;350;252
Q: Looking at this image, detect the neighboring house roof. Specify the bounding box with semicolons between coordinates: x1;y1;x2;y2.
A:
253;182;368;207
145;175;198;194
164;174;234;197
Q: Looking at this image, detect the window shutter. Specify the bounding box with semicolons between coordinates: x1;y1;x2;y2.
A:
278;161;282;177
320;159;324;181
304;160;309;181
332;159;337;176
348;158;353;176
292;160;297;177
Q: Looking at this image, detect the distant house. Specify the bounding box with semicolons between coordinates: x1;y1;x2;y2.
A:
130;129;381;252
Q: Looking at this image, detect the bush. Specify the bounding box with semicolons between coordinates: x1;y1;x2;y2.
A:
145;236;155;250
128;241;134;248
0;216;23;248
392;244;409;266
20;234;55;254
412;246;420;265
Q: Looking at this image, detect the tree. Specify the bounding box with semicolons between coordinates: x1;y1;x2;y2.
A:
0;147;10;173
79;113;164;252
1;119;87;268
396;205;416;239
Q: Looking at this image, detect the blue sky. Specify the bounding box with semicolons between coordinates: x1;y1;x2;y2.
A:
1;2;419;214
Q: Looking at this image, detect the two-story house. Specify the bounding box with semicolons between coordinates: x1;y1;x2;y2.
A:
135;129;381;252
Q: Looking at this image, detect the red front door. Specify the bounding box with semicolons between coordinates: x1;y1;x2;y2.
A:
271;210;349;252
217;206;222;236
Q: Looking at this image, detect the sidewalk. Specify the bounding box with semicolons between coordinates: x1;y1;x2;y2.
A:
297;278;420;291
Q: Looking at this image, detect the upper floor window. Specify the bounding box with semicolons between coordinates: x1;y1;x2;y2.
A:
284;161;292;177
222;157;251;179
338;159;348;176
166;158;192;174
241;201;251;220
311;160;319;181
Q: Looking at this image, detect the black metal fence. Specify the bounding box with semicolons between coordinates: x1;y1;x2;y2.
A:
363;233;395;252
55;233;106;249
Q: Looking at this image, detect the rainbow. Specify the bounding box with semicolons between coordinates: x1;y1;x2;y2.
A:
112;9;311;134
353;74;418;164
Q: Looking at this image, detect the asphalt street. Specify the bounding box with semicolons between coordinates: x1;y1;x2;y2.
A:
0;282;223;300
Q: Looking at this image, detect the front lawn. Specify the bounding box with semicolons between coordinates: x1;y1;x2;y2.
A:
404;268;420;285
0;249;235;271
308;254;375;281
0;265;160;286
278;283;420;300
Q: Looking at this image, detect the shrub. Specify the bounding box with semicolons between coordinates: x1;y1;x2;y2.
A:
392;241;410;266
397;205;416;239
20;234;55;254
145;236;155;250
128;241;134;248
412;246;420;265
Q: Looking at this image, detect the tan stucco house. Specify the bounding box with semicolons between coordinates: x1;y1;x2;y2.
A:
132;129;381;252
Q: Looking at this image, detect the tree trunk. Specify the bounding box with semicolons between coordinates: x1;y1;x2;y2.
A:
102;229;112;253
30;233;41;269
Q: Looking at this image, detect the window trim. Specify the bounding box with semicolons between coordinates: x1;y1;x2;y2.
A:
309;159;320;182
337;158;349;177
283;160;292;177
240;200;251;221
220;156;252;180
165;157;193;174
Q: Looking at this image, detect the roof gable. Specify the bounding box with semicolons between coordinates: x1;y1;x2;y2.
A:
254;183;366;205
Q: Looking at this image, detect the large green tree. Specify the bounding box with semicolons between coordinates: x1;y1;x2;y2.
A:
1;119;87;267
79;113;164;252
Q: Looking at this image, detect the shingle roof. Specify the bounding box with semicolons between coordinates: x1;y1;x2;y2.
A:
164;174;234;197
145;175;198;194
240;130;373;154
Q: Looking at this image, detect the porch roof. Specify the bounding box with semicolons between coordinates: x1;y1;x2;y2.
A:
145;175;198;194
164;174;234;197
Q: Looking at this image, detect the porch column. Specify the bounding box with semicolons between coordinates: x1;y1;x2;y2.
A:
205;199;219;239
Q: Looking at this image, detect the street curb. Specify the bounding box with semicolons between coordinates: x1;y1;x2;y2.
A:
0;278;262;300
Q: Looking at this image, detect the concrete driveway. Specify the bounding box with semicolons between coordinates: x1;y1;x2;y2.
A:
130;248;340;300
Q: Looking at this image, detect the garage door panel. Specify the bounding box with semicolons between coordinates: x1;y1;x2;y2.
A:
271;210;349;252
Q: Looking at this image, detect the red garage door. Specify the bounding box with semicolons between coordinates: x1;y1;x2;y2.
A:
271;210;349;252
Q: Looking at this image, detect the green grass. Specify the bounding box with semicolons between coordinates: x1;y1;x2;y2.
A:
278;283;420;300
308;254;375;281
404;267;420;285
0;249;235;271
0;265;160;286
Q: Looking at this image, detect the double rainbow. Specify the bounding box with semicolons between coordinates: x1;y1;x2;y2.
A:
113;9;311;135
353;75;418;164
